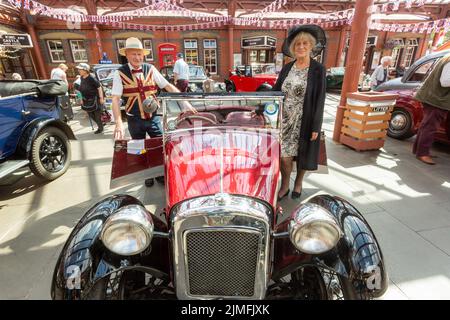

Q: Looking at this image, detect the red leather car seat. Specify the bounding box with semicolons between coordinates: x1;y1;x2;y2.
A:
224;111;265;127
177;112;218;129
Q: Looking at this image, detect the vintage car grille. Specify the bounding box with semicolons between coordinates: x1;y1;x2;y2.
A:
185;229;261;297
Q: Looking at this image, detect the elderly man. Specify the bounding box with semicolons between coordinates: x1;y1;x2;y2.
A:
51;63;69;84
173;52;190;92
111;37;181;187
371;56;392;90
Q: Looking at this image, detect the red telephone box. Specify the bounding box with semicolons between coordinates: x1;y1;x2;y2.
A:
158;43;177;69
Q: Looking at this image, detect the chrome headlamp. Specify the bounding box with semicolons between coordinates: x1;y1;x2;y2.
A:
288;203;342;254
101;205;154;256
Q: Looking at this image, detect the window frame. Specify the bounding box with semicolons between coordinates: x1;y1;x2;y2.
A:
47;40;66;63
184;39;199;65
69;39;88;63
142;39;154;62
203;39;218;75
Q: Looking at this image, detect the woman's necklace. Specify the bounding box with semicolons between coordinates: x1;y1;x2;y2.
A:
295;59;309;70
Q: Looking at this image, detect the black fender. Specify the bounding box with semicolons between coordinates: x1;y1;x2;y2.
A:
51;194;170;300
224;79;235;92
273;194;388;298
256;83;273;91
17;117;76;159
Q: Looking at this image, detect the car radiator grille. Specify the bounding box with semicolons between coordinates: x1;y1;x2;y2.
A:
185;230;261;297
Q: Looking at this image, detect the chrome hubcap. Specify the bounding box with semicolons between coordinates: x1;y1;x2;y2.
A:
391;114;406;130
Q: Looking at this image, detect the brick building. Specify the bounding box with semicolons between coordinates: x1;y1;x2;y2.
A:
1;1;449;82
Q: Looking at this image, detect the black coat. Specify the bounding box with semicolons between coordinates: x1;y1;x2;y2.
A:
273;59;326;171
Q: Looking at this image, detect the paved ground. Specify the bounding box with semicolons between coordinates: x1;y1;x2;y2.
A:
0;94;449;299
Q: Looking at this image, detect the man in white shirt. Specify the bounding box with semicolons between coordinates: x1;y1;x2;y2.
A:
111;37;188;187
370;56;392;90
173;52;190;92
51;64;68;84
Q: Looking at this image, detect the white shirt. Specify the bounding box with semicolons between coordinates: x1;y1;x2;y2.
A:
370;65;388;86
440;61;450;87
173;58;190;81
111;63;169;96
51;68;67;83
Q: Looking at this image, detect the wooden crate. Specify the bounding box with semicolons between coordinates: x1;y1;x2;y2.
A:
340;92;398;151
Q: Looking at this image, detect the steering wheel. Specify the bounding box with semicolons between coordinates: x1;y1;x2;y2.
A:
176;114;218;128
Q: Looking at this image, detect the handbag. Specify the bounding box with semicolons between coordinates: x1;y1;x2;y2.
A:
318;131;327;166
81;97;98;112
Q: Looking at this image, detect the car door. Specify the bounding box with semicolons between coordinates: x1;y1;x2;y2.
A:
402;58;440;90
110;137;164;189
0;95;26;159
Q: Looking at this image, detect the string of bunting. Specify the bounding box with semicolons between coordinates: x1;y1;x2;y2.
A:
7;0;450;33
373;0;448;13
9;0;222;24
371;17;450;34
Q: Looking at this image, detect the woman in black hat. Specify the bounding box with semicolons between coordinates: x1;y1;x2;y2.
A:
273;25;327;200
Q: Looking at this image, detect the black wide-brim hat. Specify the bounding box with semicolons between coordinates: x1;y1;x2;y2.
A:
282;24;327;58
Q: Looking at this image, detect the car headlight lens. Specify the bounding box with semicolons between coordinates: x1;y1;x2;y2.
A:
289;203;342;254
101;205;153;256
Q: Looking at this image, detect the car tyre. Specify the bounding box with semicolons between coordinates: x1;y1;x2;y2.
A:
29;127;71;181
387;108;415;140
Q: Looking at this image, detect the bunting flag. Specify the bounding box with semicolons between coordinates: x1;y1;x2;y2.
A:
6;0;449;33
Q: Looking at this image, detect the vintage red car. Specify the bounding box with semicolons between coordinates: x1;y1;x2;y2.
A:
51;92;387;300
225;65;278;92
384;88;450;142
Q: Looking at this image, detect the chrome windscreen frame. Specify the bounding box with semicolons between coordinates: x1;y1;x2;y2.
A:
171;194;272;300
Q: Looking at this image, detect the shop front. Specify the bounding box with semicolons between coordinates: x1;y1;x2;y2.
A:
0;30;37;79
241;35;276;66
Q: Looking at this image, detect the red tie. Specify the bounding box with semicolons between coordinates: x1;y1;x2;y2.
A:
131;69;143;74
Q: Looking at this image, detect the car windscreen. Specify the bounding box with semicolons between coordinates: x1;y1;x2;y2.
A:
189;66;206;78
96;67;118;81
161;96;282;133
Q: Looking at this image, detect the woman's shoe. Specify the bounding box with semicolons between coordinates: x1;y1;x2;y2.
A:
277;189;290;201
291;191;302;199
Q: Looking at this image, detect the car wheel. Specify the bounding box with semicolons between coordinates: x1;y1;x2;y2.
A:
226;82;235;92
269;266;370;300
388;108;415;140
29;127;71;181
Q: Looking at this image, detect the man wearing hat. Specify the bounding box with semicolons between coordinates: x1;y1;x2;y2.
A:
111;37;181;187
173;52;190;92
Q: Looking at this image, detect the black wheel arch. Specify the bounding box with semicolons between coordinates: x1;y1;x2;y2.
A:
272;194;388;298
256;83;273;91
17;117;76;159
51;195;170;300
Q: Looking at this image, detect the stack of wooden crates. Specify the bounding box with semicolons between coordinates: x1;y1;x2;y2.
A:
340;92;398;151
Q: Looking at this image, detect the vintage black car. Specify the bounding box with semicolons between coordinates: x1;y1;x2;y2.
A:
51;92;388;300
160;64;225;92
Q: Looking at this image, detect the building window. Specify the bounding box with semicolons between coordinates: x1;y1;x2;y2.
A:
47;40;65;63
69;40;88;63
203;39;217;74
184;39;198;65
391;47;401;67
116;39;126;53
143;39;154;61
402;38;418;68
